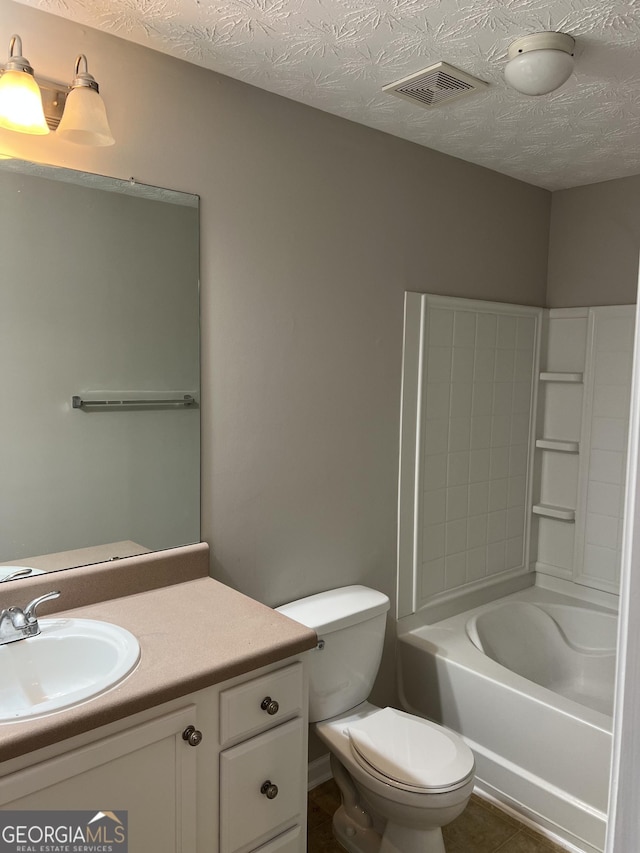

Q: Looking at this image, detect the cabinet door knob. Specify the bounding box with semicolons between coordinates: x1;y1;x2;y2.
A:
260;696;279;715
182;725;203;747
260;780;279;799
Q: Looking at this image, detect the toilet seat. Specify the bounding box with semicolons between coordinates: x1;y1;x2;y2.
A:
347;707;475;794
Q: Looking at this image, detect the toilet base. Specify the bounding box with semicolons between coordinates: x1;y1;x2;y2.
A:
332;805;381;853
329;753;452;853
379;822;446;853
332;805;446;853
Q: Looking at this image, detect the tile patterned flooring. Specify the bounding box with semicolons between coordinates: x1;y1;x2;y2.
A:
308;780;567;853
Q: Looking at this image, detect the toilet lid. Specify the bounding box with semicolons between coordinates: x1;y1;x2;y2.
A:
347;708;475;792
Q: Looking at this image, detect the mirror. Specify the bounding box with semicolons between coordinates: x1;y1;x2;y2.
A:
0;157;200;578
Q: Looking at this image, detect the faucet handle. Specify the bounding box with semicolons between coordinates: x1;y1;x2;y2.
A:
24;591;61;622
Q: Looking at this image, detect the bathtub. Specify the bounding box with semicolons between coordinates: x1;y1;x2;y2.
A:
397;587;617;853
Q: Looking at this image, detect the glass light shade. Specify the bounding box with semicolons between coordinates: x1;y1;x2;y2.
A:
56;85;114;146
504;49;574;96
0;68;49;134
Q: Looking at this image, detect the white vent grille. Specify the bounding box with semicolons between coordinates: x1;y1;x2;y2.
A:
383;62;488;108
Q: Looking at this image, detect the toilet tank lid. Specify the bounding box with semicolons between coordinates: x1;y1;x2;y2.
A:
276;585;390;634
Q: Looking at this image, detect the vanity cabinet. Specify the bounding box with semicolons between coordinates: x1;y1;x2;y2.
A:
219;663;306;853
0;706;197;852
0;657;308;853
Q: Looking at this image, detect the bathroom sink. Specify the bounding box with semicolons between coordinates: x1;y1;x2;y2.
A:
0;566;45;582
0;619;140;722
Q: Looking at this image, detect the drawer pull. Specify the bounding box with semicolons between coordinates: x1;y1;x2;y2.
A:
260;780;279;800
260;696;280;715
182;725;203;747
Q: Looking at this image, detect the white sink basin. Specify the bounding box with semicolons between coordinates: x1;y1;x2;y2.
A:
0;566;45;581
0;619;140;722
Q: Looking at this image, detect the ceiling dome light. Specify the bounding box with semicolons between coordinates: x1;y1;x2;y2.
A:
0;34;49;135
505;32;575;96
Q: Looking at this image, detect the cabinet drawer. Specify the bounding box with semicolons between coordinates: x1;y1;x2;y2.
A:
251;826;302;853
220;718;304;853
220;663;303;745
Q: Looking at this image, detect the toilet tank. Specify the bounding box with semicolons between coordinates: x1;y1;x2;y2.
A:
276;585;390;723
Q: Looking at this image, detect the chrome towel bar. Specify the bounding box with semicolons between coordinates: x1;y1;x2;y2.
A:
72;394;197;410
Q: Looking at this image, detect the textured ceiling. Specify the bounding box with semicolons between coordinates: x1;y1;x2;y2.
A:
16;0;640;190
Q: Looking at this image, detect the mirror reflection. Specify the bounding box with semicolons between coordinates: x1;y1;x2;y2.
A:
0;158;200;578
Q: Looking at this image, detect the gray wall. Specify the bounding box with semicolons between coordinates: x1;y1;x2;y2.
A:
547;175;640;307
2;0;550;716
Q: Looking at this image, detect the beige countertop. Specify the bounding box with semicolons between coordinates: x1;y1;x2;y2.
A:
0;575;317;763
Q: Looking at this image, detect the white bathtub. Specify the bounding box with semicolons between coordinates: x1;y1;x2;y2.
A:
397;587;617;853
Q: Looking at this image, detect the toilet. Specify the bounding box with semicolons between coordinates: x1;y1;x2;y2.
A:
277;585;475;853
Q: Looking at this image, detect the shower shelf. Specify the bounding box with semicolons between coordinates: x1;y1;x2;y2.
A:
532;503;576;522
535;439;580;453
539;372;583;383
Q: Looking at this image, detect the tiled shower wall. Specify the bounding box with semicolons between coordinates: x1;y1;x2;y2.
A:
398;297;635;618
535;306;635;596
415;297;542;610
578;308;634;592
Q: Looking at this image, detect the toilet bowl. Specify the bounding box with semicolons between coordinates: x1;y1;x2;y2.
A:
277;586;475;853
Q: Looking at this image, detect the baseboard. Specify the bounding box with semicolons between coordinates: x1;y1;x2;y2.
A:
308;754;332;790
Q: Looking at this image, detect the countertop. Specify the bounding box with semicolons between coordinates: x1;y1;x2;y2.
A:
0;576;317;763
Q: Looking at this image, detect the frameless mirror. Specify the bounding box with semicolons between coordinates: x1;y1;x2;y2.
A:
0;157;200;578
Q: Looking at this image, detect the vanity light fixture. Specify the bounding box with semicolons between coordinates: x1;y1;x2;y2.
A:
0;36;114;145
0;35;49;135
56;54;114;146
505;32;575;96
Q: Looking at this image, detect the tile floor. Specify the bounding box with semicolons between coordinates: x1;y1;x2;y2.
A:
308;780;567;853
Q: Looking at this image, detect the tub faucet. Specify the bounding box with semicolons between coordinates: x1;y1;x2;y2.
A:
0;591;60;645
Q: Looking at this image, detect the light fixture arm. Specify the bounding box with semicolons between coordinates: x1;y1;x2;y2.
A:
4;34;36;76
69;54;100;93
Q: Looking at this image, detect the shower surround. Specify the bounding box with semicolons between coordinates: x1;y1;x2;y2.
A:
396;293;634;852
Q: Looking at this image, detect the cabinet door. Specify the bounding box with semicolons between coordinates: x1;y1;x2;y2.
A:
0;706;197;853
251;825;303;852
220;718;304;853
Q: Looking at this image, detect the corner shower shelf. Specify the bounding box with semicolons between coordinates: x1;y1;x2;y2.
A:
532;503;576;522
535;439;580;453
539;372;583;383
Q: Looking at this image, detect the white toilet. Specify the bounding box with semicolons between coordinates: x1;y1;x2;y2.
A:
277;585;475;853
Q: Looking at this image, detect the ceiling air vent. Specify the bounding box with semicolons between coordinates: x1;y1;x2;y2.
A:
383;62;488;108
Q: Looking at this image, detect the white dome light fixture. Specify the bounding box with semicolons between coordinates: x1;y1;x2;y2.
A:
505;32;575;96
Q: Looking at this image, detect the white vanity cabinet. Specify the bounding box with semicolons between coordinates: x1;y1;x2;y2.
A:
0;657;308;853
219;663;306;853
0;705;198;852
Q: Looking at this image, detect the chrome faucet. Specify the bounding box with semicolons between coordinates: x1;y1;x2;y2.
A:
0;591;61;645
